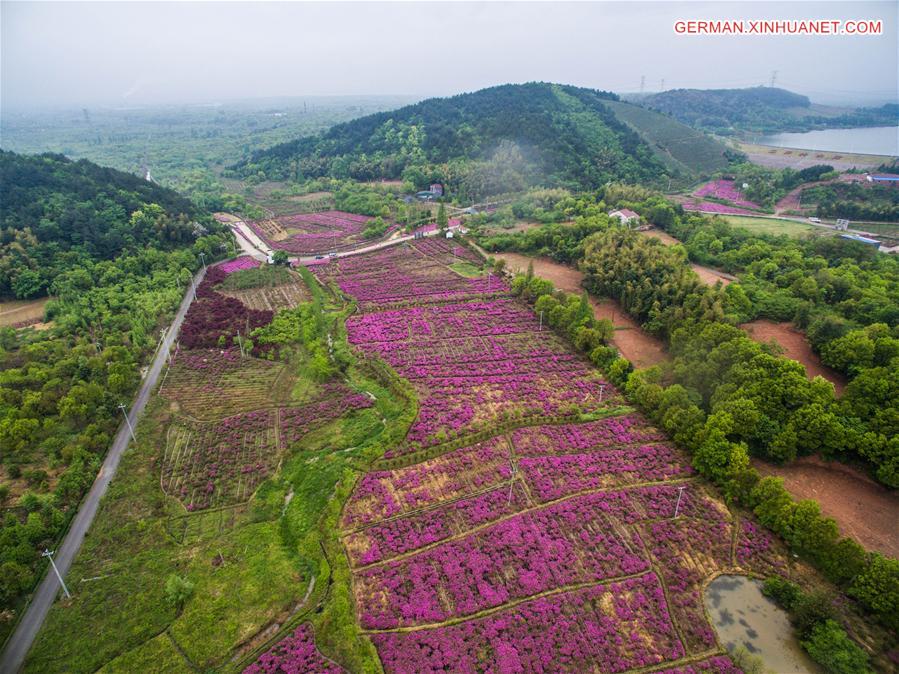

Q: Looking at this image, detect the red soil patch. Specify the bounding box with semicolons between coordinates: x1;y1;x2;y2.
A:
740;320;846;395
640;228;680;246
690;264;734;287
754;456;899;558
494;253;669;368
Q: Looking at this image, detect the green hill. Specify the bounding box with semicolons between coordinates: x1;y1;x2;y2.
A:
601;100;734;184
633;87;898;135
232;83;734;199
0;150;210;297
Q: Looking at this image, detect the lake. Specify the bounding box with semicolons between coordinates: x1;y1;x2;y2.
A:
757;125;899;156
705;575;820;673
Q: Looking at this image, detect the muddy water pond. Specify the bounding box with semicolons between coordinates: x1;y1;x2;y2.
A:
705;575;820;674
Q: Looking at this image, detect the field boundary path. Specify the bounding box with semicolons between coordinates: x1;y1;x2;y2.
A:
0;269;207;674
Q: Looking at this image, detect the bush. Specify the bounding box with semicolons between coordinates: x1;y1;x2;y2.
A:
801;620;872;674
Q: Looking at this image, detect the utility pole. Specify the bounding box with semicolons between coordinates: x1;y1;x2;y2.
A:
199;252;207;271
237;330;244;358
507;462;518;505
42;549;71;599
182;269;197;299
118;404;136;443
539;311;544;331
673;485;687;518
639;75;645;93
598;384;605;404
660;78;665;92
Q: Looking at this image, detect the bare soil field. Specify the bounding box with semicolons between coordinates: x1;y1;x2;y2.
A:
0;297;50;328
691;264;734;287
639;228;680;245
737;142;896;171
287;191;332;202
740;320;846;395
754;456;899;558
493;252;669;368
218;273;311;311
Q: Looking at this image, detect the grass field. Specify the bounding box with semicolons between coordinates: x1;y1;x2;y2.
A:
448;261;484;278
720;215;821;237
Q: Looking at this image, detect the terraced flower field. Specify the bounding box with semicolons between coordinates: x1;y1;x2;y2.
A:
247;210;394;254
250;243;793;672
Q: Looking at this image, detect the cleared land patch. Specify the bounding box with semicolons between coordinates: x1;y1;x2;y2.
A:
740;320;846;394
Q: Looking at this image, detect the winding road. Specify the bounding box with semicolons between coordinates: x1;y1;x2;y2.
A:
0;269;206;674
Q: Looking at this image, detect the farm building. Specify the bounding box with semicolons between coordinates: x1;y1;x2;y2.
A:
608;208;640;225
840;233;881;247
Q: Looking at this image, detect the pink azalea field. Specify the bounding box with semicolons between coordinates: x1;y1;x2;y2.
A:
246;241;797;671
693;179;762;210
248;210;396;255
216;256;260;274
243;624;343;674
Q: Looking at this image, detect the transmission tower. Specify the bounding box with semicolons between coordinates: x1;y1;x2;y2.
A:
769;70;778;88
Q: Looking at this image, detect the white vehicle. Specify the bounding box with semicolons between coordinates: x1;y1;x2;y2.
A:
808;217;821;223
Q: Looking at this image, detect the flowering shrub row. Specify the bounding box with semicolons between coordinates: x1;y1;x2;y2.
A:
163;409;279;510
341;437;511;528
248;210;387;255
243;623;344;674
681;201;757;216
217;256;260;274
344;482;528;567
640;512;734;653
160;349;288;419
371;573;684;673
180;266;273;349
355;490;653;628
693;179;761;210
520;443;694;501
346;300;614;454
510;413;666;456
412;237;482;265
280;390;372;445
312;245;510;310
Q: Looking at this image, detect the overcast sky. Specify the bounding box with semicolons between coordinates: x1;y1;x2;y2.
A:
2;1;897;110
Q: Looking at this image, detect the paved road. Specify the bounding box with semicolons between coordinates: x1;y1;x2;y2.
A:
0;269;206;674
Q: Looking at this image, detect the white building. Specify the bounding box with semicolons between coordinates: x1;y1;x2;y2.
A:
608;208;640;225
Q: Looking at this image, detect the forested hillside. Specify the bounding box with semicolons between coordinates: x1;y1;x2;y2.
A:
231;83;731;198
635;87;899;135
0;151;229;643
0;151;208;298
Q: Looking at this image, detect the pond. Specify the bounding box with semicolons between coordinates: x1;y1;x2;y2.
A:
756;125;899;156
704;574;820;673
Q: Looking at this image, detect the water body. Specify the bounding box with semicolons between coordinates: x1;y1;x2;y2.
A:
757;125;899;156
705;575;821;674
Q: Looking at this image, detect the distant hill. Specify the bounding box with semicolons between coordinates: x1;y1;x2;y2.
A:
631;87;899;135
231;83;734;198
0;150;209;297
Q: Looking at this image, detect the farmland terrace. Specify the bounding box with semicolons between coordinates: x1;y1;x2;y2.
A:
247;209;396;255
284;237;812;672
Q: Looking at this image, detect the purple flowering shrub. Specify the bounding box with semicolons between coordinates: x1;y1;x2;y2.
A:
247;210;389;255
693;179;762;210
312;245;510;310
412;237;482;265
159;349;287;419
372;573;684;673
346;300;616;455
520;443;694;501
216;256;260;274
344;482;529;567
511;414;665;455
640;505;734;653
341;437;511;528
243;623;344;674
162;409;279;510
736;519;788;577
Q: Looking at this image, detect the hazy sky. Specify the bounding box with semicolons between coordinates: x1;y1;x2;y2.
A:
2;1;897;110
